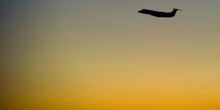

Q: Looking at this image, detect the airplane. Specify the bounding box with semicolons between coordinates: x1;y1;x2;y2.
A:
138;8;182;18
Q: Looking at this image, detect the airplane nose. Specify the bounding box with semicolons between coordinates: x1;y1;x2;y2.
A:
138;10;143;13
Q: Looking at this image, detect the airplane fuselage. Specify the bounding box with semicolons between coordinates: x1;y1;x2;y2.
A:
138;9;180;18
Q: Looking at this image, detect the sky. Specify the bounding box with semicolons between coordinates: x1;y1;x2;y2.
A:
2;0;220;110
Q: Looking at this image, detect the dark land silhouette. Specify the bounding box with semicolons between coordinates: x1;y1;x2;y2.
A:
138;8;182;18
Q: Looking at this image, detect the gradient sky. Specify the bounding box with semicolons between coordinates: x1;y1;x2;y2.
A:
2;0;220;110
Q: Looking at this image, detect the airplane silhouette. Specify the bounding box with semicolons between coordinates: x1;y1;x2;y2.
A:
138;8;182;18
